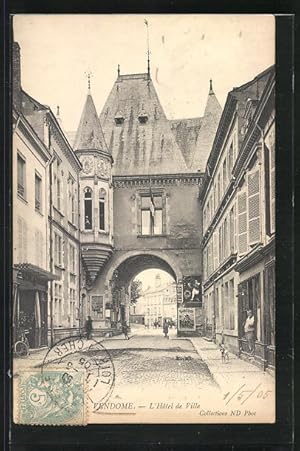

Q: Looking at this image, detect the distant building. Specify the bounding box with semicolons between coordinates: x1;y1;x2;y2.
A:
199;66;275;371
131;274;177;327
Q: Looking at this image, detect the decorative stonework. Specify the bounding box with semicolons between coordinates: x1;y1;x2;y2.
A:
96;158;109;179
113;175;203;188
80;155;110;179
81;156;94;175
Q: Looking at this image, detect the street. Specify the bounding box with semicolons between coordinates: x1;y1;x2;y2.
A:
13;327;221;422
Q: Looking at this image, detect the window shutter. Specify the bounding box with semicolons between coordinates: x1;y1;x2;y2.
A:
270;133;275;233
247;169;261;245
238;191;247;255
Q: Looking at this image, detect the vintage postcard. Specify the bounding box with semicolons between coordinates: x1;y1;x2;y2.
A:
12;14;275;424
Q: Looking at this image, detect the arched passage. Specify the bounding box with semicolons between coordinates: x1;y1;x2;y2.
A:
107;252;180;333
106;250;182;287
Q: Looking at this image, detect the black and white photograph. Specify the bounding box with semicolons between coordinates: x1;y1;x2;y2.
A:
11;14;276;425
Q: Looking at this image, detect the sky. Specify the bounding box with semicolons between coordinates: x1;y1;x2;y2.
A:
13;14;275;134
134;269;174;293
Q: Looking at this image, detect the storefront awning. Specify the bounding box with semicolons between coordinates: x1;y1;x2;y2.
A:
14;263;60;282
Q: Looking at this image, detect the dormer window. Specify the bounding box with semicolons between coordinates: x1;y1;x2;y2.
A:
114;111;124;126
138;109;148;124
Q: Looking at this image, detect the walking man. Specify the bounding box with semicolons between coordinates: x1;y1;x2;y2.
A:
163;319;169;339
122;322;130;340
85;315;93;340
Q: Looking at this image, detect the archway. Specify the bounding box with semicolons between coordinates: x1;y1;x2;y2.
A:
108;253;180;335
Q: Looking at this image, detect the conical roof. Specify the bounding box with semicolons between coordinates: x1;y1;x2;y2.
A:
74;93;108;152
191;81;222;172
99;73;187;175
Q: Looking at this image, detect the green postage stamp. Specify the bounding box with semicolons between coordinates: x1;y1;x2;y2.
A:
16;370;87;425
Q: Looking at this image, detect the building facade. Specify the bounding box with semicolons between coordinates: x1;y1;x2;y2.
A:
130;274;177;327
72;69;221;337
12;42;82;346
200;67;275;371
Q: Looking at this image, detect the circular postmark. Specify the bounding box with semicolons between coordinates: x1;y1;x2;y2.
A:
41;336;115;412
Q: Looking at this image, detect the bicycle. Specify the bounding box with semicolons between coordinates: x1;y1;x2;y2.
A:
14;329;30;357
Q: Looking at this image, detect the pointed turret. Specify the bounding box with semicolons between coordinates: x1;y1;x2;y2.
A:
76;79;114;287
191;80;222;172
74;91;108;153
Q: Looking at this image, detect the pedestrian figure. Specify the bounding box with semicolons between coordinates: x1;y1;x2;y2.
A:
85;316;92;340
244;309;255;355
122;322;129;340
163;319;169;339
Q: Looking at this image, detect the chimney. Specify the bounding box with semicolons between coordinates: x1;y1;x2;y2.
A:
12;42;22;110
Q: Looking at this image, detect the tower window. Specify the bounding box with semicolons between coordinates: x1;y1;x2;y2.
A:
99;189;106;231
84;187;92;230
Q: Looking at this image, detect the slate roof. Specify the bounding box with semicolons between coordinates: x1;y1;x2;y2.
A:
169;117;202;168
74;92;108;153
191;86;222;172
99;73;188;176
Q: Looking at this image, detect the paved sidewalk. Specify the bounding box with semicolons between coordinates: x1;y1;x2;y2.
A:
190;337;274;392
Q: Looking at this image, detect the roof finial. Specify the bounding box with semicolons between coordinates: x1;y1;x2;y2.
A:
144;19;151;78
209;79;214;95
56;105;60;117
118;64;120;77
84;70;93;93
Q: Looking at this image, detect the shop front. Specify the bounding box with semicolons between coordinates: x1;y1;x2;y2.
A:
13;264;58;349
236;241;275;371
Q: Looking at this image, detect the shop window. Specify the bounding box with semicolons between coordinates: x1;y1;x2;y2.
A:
140;195;163;235
17;153;26;199
84;187;93;230
35;173;42;212
91;295;104;319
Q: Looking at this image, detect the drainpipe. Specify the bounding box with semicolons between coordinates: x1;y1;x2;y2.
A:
256;122;267;361
46;115;55;347
77;173;82;334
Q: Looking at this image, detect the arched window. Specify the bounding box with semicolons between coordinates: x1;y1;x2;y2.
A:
99;188;106;231
84;187;92;230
